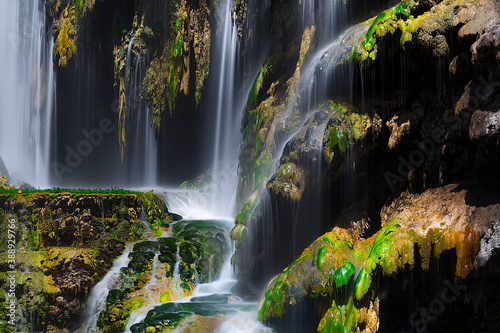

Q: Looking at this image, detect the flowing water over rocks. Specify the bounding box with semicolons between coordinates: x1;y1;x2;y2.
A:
1;0;500;332
80;186;272;332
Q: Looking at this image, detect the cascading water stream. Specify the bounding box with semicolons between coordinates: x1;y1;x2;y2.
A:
210;0;240;216
150;254;159;285
83;246;133;333
0;0;55;187
173;244;181;277
119;213;270;332
301;0;347;45
284;24;368;127
234;0;370;294
123;36;158;186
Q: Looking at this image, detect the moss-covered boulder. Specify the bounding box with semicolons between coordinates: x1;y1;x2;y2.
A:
259;183;500;332
352;0;500;64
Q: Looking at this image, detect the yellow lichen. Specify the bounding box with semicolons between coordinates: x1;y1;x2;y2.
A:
53;8;76;67
43;275;61;294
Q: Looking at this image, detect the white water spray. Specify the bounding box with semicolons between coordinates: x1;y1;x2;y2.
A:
83;246;133;333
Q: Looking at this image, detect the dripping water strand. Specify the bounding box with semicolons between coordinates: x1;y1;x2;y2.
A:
173;244;181;277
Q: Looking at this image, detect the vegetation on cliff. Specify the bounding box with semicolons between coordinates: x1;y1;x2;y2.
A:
0;188;171;332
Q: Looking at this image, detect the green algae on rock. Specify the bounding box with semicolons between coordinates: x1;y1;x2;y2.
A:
129;296;254;333
258;220;401;329
322;101;372;165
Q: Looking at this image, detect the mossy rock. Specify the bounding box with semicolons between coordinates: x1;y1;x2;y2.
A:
133;241;160;253
169;213;183;221
260;182;498;331
158;237;177;253
127;251;155;274
129;298;255;332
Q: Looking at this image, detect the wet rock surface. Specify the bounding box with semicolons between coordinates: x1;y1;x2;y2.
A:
469;110;500;139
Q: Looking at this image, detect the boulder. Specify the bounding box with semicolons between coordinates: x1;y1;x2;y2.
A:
11;180;36;190
471;22;500;73
469;109;500;139
0;176;11;189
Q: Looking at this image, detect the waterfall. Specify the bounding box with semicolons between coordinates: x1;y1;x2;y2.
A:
234;0;369;291
123;38;158;186
209;0;241;216
86;1;274;330
0;0;55;187
301;0;347;45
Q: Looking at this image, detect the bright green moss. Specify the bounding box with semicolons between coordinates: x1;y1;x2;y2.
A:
173;36;183;59
259;221;400;327
247;65;272;109
328;126;348;154
316;245;327;269
352;0;426;62
332;259;355;288
254;152;272;188
0;187;139;195
259;216;485;331
322;101;372;165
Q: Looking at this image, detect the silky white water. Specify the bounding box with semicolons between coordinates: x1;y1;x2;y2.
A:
120;212;270;332
0;0;55;187
83;246;133;333
210;0;241;216
123;35;158;186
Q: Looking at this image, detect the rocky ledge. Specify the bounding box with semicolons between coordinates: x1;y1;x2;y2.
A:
0;185;171;333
